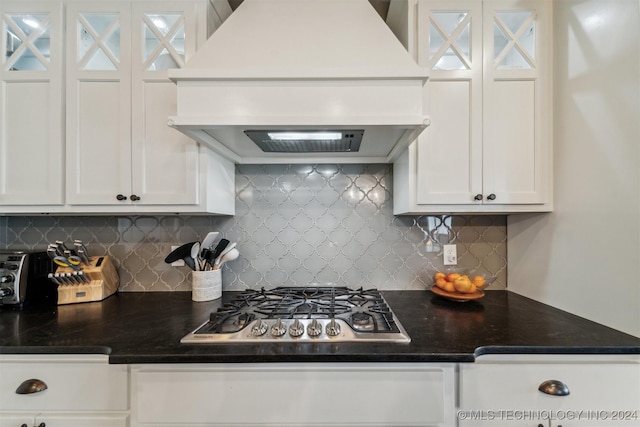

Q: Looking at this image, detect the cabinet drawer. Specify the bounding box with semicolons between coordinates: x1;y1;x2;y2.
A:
0;355;128;412
133;363;455;426
459;356;640;412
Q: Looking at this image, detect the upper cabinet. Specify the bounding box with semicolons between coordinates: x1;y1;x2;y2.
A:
393;0;552;214
0;2;64;206
0;0;234;215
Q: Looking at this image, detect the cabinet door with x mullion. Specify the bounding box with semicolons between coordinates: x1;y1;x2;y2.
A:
130;1;201;206
65;1;132;206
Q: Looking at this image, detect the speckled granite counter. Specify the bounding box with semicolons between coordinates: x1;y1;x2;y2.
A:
0;291;638;364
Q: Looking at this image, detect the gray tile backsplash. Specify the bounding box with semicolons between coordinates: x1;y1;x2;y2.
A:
0;164;507;291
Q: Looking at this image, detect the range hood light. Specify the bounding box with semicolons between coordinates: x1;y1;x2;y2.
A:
245;130;364;153
267;131;343;141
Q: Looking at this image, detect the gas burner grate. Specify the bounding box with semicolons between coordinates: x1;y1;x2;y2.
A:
183;286;410;343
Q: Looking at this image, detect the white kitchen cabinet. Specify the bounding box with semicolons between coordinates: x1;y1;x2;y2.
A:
0;1;64;207
458;354;640;427
131;362;457;427
392;0;552;214
65;0;234;214
0;354;129;427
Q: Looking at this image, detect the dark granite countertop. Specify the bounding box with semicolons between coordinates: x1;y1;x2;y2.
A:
1;290;638;364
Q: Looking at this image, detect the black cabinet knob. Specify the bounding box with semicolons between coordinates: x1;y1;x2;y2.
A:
486;193;496;200
474;194;483;201
116;194;127;201
130;194;141;201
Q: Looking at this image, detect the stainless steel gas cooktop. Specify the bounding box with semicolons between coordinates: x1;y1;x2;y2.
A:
181;286;410;343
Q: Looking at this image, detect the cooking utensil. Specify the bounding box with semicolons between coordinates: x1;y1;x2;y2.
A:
46;247;58;260
164;242;198;271
201;232;220;252
213;248;239;270
209;239;229;264
190;242;201;271
200;248;215;270
213;242;236;264
55;240;71;257
76;249;90;265
73;240;91;264
54;256;81;270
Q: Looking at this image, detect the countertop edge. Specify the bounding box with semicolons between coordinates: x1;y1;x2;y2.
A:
3;345;639;365
0;346;111;355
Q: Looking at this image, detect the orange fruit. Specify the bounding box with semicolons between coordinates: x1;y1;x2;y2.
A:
472;275;486;287
435;278;447;289
434;272;446;281
445;273;461;282
443;281;456;293
454;276;473;293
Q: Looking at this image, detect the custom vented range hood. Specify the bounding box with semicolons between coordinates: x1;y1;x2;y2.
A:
168;0;429;164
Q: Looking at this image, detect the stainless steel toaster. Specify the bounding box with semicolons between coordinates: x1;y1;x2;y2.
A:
0;251;54;306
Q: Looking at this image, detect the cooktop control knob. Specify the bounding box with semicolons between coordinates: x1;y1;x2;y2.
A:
289;319;304;338
326;318;341;337
270;319;286;337
251;319;268;336
1;275;14;283
307;319;322;337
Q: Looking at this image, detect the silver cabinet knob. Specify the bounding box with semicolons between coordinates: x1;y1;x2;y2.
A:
486;193;496;200
116;194;127;201
15;378;48;394
474;194;483;201
538;379;570;396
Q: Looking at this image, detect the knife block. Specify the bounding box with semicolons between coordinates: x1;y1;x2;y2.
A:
55;256;119;305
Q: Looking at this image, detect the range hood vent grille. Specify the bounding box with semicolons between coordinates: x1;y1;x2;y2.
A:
245;130;363;153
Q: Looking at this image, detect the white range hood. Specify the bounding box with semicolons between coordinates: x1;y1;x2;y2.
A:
168;0;429;164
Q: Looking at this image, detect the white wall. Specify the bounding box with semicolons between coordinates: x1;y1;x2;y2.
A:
507;0;640;337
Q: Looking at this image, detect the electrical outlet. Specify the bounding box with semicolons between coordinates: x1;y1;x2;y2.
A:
170;245;185;267
443;244;457;265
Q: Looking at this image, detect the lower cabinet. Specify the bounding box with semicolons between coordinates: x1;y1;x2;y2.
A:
0;354;129;427
2;354;638;427
130;363;457;427
458;355;640;427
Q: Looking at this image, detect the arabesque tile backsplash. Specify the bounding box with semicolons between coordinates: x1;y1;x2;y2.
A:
0;164;507;291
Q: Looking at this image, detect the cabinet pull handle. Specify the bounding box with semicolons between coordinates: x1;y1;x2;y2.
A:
538;379;570;396
39;423;46;427
116;194;127;201
130;194;141;201
474;194;483;201
15;378;48;394
486;193;496;200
